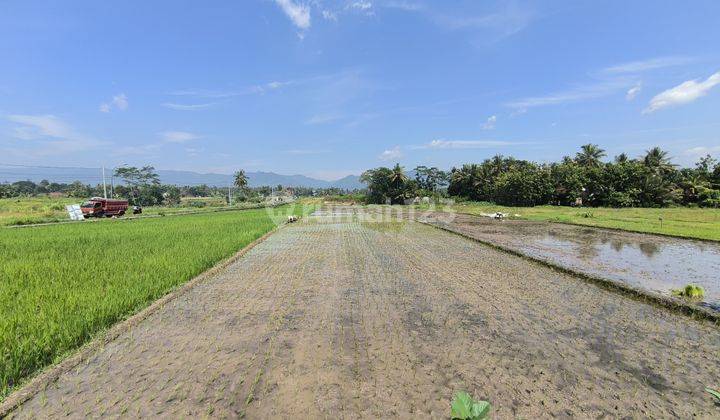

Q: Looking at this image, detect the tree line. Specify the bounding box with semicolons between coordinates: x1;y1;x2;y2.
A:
0;166;355;206
361;145;720;207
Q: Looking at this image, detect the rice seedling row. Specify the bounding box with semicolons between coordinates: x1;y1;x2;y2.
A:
0;206;309;398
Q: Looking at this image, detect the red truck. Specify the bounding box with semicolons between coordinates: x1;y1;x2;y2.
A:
81;197;129;218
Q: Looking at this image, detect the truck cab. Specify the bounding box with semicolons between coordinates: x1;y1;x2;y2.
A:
81;198;129;218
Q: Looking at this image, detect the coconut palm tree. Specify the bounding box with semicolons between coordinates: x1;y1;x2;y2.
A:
575;143;606;167
386;164;409;204
388;163;408;186
234;169;248;190
614;153;629;164
643;147;674;171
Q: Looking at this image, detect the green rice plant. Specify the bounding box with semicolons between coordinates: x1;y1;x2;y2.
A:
707;387;720;403
671;284;705;300
450;391;491;420
0;205;312;399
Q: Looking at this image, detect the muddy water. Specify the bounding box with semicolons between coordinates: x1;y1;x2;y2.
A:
422;213;720;309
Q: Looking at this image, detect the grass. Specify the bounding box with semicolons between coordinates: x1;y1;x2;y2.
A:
671;284;705;300
707;387;720;403
0;204;313;399
417;202;720;241
0;196;273;226
0;196;78;226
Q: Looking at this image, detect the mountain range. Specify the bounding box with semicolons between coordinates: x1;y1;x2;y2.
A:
0;166;365;190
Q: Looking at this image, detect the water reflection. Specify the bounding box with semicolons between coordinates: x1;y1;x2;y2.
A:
438;215;720;307
545;230;663;259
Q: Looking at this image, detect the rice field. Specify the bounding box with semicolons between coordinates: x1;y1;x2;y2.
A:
0;196;268;226
0;205;312;399
7;211;720;418
416;202;720;241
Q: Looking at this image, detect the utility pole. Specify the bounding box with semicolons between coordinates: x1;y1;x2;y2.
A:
228;184;232;206
102;166;107;199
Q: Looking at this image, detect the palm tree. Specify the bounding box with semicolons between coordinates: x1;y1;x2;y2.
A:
234;170;248;190
680;174;710;203
388;163;407;187
575;143;606;167
643;147;674;171
386;164;409;204
614;153;629;164
489;154;506;176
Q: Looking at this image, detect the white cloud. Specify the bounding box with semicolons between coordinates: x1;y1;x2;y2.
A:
506;56;698;111
167;81;290;101
159;131;201;143
435;5;534;39
352;2;372;10
350;1;374;13
99;93;128;113
602;56;694;74
5;114;106;154
321;10;338;21
162;102;217;111
112;93;129;110
7;114;74;139
274;0;311;30
626;83;642;101
266;81;289;89
683;145;720;157
379;146;403;161
418;139;517;149
644;71;720;113
169;88;252;98
506;79;631;109
482;115;497;130
383;1;423;12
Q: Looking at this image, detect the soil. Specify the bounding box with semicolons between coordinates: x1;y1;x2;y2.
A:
418;211;720;308
8;211;720;418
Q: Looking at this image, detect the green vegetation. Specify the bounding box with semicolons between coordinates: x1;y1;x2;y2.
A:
446;146;720;208
0;196;78;226
450;391;491;420
0;205;312;399
419;202;720;241
671;284;706;300
706;387;720;403
0;196;275;226
362;145;720;208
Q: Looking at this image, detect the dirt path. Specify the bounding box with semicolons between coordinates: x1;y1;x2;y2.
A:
8;217;720;418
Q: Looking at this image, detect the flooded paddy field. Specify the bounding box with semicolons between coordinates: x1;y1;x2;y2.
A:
8;212;719;418
420;212;720;310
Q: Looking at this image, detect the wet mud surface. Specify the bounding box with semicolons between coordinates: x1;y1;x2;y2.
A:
420;212;720;309
9;213;720;418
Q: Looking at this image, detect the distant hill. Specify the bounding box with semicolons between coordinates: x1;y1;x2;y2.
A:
157;169;364;189
0;166;364;190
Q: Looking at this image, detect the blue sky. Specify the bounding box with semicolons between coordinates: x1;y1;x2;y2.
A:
1;0;719;180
